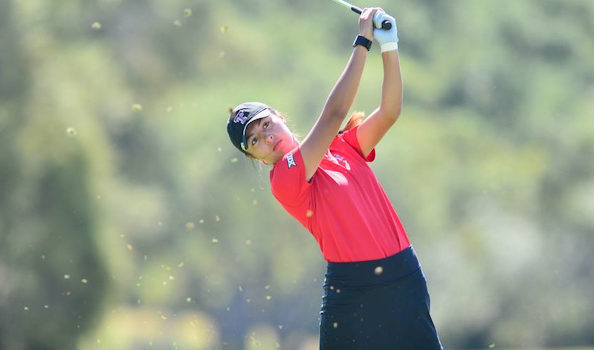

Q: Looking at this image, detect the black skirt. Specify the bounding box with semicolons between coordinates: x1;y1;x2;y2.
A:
320;246;443;350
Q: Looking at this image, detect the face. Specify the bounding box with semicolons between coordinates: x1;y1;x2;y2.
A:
244;113;297;164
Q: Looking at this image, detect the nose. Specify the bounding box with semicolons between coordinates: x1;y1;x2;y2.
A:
265;133;274;144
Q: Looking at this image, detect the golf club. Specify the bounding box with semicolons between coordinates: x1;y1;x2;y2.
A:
330;0;392;30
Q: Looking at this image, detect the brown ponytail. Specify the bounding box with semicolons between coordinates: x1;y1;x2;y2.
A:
341;111;365;133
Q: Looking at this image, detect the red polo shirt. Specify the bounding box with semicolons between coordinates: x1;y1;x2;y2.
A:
269;125;410;262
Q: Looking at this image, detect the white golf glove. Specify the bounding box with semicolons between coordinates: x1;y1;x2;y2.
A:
373;12;398;52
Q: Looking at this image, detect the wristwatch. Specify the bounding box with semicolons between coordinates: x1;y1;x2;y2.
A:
353;35;372;51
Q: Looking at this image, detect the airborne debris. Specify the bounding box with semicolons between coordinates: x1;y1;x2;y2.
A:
91;22;102;30
66;127;77;136
220;25;228;33
185;222;195;230
131;103;143;112
374;266;383;275
183;8;192;17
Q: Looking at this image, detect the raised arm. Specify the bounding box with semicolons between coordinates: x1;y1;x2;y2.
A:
356;11;402;158
300;8;378;181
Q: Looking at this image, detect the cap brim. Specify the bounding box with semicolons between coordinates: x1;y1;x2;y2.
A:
241;109;272;151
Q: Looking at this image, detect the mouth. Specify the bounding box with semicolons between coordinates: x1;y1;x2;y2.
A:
273;139;282;151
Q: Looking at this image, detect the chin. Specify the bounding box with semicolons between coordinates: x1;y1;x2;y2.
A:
277;149;288;158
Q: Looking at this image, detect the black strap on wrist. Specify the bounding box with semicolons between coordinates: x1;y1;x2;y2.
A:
353;35;372;51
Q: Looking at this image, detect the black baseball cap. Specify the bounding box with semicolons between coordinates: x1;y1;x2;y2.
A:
227;102;272;154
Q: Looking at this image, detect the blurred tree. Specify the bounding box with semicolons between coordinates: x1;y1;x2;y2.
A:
0;1;109;349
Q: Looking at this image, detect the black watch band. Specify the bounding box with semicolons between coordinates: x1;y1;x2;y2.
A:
353;35;372;51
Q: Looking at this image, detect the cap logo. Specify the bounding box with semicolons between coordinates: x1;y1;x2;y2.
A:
233;110;249;124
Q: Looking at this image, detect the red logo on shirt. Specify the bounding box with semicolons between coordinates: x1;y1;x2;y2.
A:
286;154;297;169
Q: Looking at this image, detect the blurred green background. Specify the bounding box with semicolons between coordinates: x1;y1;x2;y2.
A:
1;0;593;349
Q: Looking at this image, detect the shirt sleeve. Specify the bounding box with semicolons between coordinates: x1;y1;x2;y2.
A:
269;147;311;205
340;125;376;162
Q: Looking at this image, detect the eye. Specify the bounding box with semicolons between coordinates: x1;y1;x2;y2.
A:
263;121;270;129
251;137;258;146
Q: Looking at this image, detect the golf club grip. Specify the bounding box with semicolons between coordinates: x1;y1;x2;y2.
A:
350;6;392;30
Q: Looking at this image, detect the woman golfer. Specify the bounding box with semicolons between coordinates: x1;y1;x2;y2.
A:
226;8;442;350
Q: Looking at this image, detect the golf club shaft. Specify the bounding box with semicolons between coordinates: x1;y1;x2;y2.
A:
350;5;363;15
331;0;392;30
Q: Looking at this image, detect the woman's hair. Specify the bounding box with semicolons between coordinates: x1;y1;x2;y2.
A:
341;111;365;133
